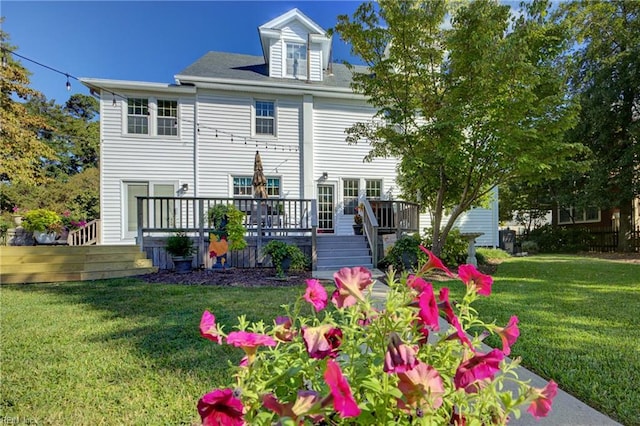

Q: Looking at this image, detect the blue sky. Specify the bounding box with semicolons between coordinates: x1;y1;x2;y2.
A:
2;1;364;106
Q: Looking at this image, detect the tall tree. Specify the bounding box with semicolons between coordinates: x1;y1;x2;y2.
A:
335;0;582;255
558;0;639;251
0;27;57;185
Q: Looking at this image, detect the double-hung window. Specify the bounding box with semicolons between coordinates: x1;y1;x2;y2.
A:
286;43;307;79
126;97;178;137
127;98;149;134
157;100;178;136
255;100;275;136
366;179;382;200
233;176;281;197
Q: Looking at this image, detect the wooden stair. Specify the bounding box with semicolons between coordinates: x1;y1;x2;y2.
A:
0;245;157;284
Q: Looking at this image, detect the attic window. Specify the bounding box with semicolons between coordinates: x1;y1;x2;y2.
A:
286;43;307;79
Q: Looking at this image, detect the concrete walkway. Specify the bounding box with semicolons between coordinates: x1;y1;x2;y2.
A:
313;270;621;426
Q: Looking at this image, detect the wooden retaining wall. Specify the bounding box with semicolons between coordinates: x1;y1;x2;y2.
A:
143;235;312;270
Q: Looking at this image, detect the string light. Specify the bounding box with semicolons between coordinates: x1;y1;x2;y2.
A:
3;48;302;153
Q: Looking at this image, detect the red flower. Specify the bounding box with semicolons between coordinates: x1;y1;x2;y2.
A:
331;266;373;308
304;279;328;312
417;284;440;332
324;359;361;418
418;246;454;277
274;316;295;342
302;325;342;359
384;332;419;373
527;380;558;419
396;361;445;411
197;388;244;426
458;264;493;296
495;316;519;356
199;310;222;344
226;331;276;363
454;349;504;393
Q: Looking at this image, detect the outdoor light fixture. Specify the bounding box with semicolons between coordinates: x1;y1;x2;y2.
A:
322;171;328;180
66;74;71;91
181;183;189;192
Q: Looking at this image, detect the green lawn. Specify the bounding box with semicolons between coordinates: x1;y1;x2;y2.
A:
447;255;640;425
0;280;304;425
1;256;638;425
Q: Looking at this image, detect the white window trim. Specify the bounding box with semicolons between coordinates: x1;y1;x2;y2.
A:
252;98;278;138
284;41;308;80
122;96;180;139
557;206;601;225
231;174;282;198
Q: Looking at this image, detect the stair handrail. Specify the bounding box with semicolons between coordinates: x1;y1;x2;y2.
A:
68;219;101;246
359;198;379;266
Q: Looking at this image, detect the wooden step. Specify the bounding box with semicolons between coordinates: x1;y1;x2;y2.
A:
0;245;156;284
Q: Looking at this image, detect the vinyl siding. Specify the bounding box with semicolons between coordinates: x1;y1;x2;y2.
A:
195;92;302;200
100;90;195;244
269;38;282;78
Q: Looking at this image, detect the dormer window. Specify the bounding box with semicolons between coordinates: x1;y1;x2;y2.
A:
286;43;307;79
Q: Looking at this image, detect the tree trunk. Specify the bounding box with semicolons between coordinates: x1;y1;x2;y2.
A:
617;201;633;252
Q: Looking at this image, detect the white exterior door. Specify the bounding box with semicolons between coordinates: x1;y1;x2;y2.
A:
317;184;335;232
123;182;176;239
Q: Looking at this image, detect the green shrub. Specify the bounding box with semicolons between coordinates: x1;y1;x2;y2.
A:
528;225;593;253
21;209;62;232
207;204;247;251
377;234;425;272
521;240;539;254
165;232;196;257
262;240;308;278
422;228;468;267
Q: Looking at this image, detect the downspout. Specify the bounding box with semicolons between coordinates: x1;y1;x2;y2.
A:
193;96;198;197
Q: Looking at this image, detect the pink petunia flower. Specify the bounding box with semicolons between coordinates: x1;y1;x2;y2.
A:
226;331;276;363
495;316;520;356
199;310;222;344
439;288;473;349
396;361;445;411
384;332;419;373
407;275;431;294
331;266;373;308
197;388;244;426
304;279;328;312
302;325;342;359
273;316;295;342
454;349;504;393
418;246;454;277
262;390;321;421
417;284;440;332
458;264;493;296
324;359;361;418
527;380;558;419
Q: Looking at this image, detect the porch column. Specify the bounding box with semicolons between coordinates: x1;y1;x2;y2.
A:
301;94;314;199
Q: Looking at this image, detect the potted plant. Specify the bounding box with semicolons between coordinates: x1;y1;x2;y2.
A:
165;232;196;273
21;209;63;244
207;204;248;269
353;205;363;235
262;240;308;278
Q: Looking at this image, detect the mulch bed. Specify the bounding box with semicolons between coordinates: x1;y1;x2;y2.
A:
139;268;314;287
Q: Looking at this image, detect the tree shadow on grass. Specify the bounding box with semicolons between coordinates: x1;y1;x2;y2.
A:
6;278;305;382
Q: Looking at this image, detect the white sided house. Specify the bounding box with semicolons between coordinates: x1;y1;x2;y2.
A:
81;8;498;269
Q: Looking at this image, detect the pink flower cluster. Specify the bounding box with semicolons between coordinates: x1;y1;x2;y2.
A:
197;249;557;425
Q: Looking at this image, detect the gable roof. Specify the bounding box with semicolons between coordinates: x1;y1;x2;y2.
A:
258;8;332;69
175;51;367;91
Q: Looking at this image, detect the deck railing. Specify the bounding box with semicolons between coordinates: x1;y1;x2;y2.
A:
68;219;101;246
136;197;317;268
